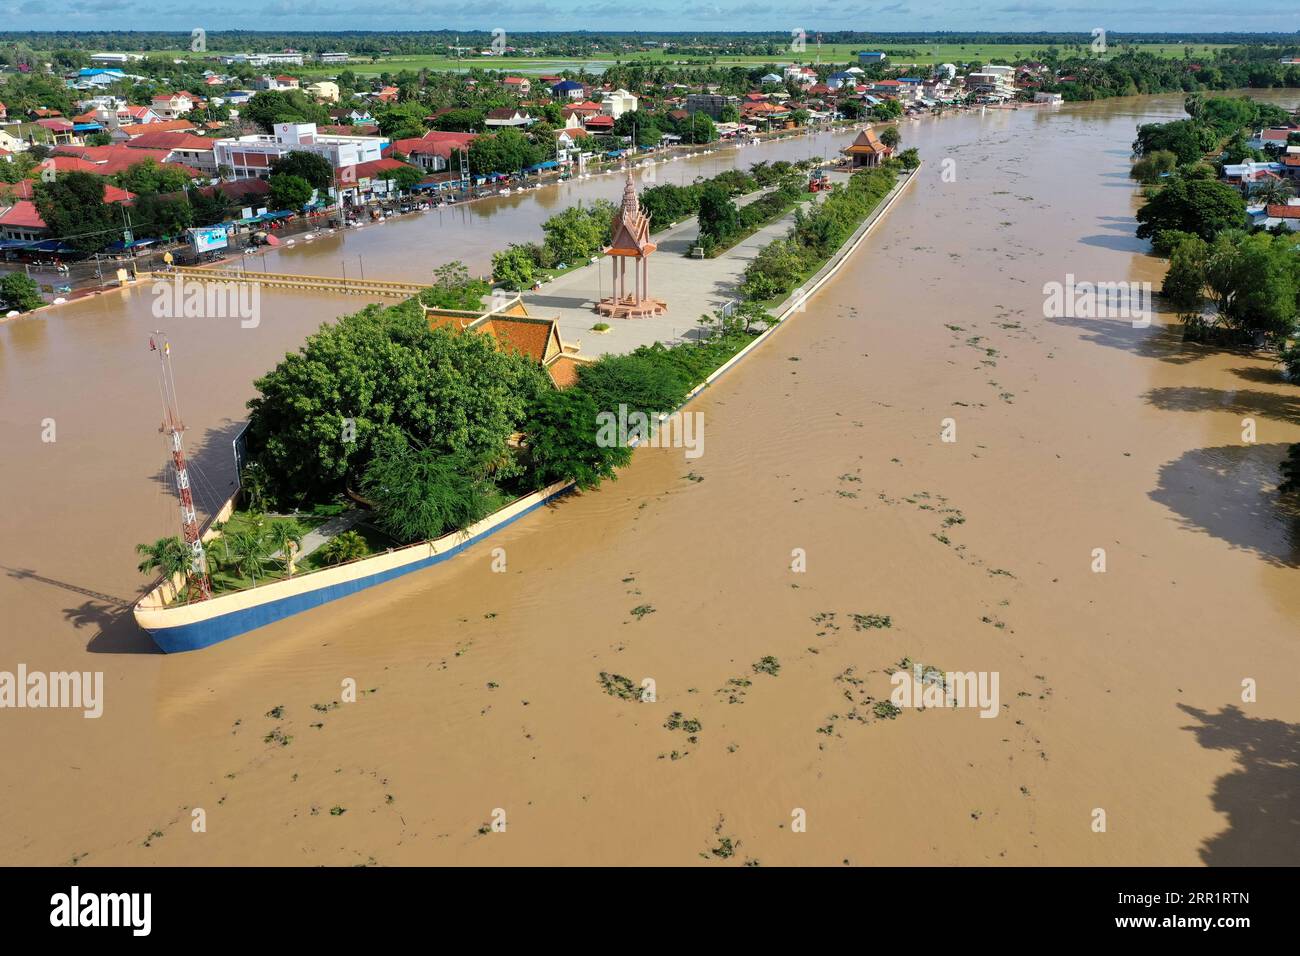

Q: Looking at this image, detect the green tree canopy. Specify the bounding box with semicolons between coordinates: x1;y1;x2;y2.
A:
270;151;334;191
522;387;632;490
469;128;542;176
245;300;548;505
1135;176;1246;243
267;173;313;212
33;171;117;253
362;437;504;543
0;272;44;312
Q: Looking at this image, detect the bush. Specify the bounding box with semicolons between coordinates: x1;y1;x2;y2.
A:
361;436;504;544
576;350;695;419
316;531;369;566
0;272;43;312
492;244;537;290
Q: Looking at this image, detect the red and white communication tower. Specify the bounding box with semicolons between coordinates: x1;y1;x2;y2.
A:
150;332;212;601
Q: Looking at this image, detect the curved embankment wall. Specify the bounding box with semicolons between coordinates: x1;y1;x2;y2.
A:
134;165;919;652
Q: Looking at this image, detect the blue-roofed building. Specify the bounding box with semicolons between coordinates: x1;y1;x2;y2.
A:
551;79;587;101
827;71;858;91
858;52;887;65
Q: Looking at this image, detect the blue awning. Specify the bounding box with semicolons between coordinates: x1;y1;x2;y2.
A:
106;237;157;252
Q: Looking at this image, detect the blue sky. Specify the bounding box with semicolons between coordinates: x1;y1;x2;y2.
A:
4;1;1299;34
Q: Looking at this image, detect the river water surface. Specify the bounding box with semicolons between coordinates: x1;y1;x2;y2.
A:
1;94;1297;865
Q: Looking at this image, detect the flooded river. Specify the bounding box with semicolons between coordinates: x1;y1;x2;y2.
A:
1;94;1296;865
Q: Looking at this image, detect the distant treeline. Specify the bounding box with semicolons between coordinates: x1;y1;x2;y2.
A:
1;30;1299;56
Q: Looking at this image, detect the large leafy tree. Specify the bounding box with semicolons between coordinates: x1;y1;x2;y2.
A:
433;108;485;132
133;193;194;239
468;128;542;176
376;101;429;140
116;159;193;195
1135;176;1246;243
1204;232;1300;340
575;350;693;420
267;173;313;212
245;301;549;505
696;181;738;245
361;438;504;543
33;172;118;253
1132;119;1217;164
1161;235;1209;329
522;388;632;490
243;90;330;132
270;151;334;192
541;203;611;264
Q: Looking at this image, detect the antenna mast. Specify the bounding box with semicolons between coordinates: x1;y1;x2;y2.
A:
151;332;212;602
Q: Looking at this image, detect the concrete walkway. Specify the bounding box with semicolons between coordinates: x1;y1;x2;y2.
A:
523;171;849;358
289;510;364;561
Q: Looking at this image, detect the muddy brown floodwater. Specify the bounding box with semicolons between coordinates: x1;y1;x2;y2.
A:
1;94;1297;866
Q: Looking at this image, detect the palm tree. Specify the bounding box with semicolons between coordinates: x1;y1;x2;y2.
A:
210;520;231;562
1253;179;1295;208
136;536;192;599
240;462;270;513
317;531;368;566
267;520;304;576
226;530;271;586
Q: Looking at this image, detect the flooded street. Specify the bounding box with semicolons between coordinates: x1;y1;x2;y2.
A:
1;94;1297;866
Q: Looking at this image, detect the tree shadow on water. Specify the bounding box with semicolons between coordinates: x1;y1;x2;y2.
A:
1046;313;1228;366
1179;704;1299;866
1149;444;1300;568
1144;386;1300;426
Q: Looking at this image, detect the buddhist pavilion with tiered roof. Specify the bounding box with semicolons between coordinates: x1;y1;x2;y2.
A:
596;170;667;319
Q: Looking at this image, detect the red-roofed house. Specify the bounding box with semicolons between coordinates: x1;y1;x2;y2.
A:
385;131;477;173
124;131;217;174
1260;202;1300;231
110;119;196;142
374;86;400;104
35;118;78;145
503;76;531;95
51;143;202;178
0;184;135;242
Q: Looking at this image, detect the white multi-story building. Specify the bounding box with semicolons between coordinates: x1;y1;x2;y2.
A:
599;89;638;119
213;123;386;190
220;52;305;67
965;65;1017;101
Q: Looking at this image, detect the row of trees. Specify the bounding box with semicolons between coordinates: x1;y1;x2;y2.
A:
1163;231;1300;343
741;160;905;302
491;201;616;289
1130;95;1300;498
